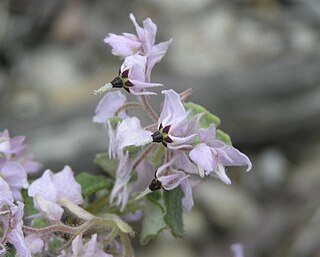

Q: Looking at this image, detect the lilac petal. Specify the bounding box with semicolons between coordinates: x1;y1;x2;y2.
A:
142;17;157;52
197;124;216;145
116;117;153;150
213;163;231;185
9;135;26;155
25;234;44;254
28;170;58;202
123;55;147;83
21;155;42;174
0;140;11;157
104;33;141;57
189;143;216;174
0;177;14;203
130;13;144;42
131;160;155;193
168;134;197;150
9;226;31;257
155;158;175;177
158;171;189;191
180;178;194;211
173;151;198;174
0;161;28;189
53;166;83;205
84;234;112;257
146;39;172;81
106;121;118;159
93;91;127;123
219;145;252;171
33;194;64;221
159;89;186;128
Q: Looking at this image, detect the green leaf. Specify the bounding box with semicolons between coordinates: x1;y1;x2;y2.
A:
21;189;37;216
94;153;118;177
48;238;64;255
216;129;232;145
75;172;112;199
163;188;184;237
140;194;166;245
184;102;221;128
107;116;122;125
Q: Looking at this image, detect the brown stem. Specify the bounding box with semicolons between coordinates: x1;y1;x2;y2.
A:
132;144;156;170
22;223;78;235
179;88;193;102
114;102;143;116
140;95;158;122
144;123;158;131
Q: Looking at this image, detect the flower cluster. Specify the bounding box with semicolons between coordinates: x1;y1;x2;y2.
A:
93;14;252;213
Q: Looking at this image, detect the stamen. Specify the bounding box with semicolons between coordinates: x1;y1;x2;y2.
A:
92;82;113;95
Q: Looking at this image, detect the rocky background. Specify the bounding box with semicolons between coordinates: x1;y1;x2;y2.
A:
1;0;320;256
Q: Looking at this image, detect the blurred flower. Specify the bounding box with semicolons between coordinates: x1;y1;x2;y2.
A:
0;161;28;201
28;166;83;221
189;124;252;184
62;234;112;257
0;177;31;257
231;243;244;257
93;91;127;123
0;129;42;174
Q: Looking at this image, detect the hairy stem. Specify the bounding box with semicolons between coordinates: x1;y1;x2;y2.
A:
22;223;78;235
132;144;156;170
119;231;134;257
179;88;193;101
114;102;143;116
140;95;158;122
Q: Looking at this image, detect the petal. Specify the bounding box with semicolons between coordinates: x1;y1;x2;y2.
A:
123;55;147;83
116;117;153;150
25;234;44;254
142;17;157;52
28;170;58;202
0;161;28;190
159;89;186;127
131;160;155;193
53;166;84;205
180;179;194;211
173;151;198;174
213;163;231;185
33;194;64;221
158;171;189;191
197;124;216;145
130;13;144;42
104;33;141;57
231;243;244;257
218;145;252;171
0;177;14;203
9;226;31;257
93;91;127;123
189;143;217;173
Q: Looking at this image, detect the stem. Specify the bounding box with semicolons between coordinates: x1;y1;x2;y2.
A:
22;223;78;235
101;227;118;245
132;144;156;170
144;123;158;131
114;102;143;116
140;95;158;122
179;88;193;101
93;82;113;95
119;231;134;257
165;148;171;175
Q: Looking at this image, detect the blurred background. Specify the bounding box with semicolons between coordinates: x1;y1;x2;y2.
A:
1;0;320;256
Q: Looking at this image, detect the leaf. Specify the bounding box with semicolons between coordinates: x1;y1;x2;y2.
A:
140;193;166;245
75;172;112;199
107;116;122;125
163;188;184;237
94;153;118;177
21;189;37;216
184;102;221;128
216;129;232;145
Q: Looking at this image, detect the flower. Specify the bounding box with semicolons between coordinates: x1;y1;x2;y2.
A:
149;158;194;211
0;129;42;174
0;177;31;257
62;234;113;257
151;89;197;149
93;91;127;123
231;243;244;257
28;166;83;221
0;161;28;201
104;13;171;81
108;117;153;158
189;124;252;184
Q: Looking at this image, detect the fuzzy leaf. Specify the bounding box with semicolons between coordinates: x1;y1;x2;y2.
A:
184;102;220;127
107;116;122;125
140;193;166;245
163;188;184;237
21;189;37;216
94;153;118;177
216;129;232;145
75;172;112;199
